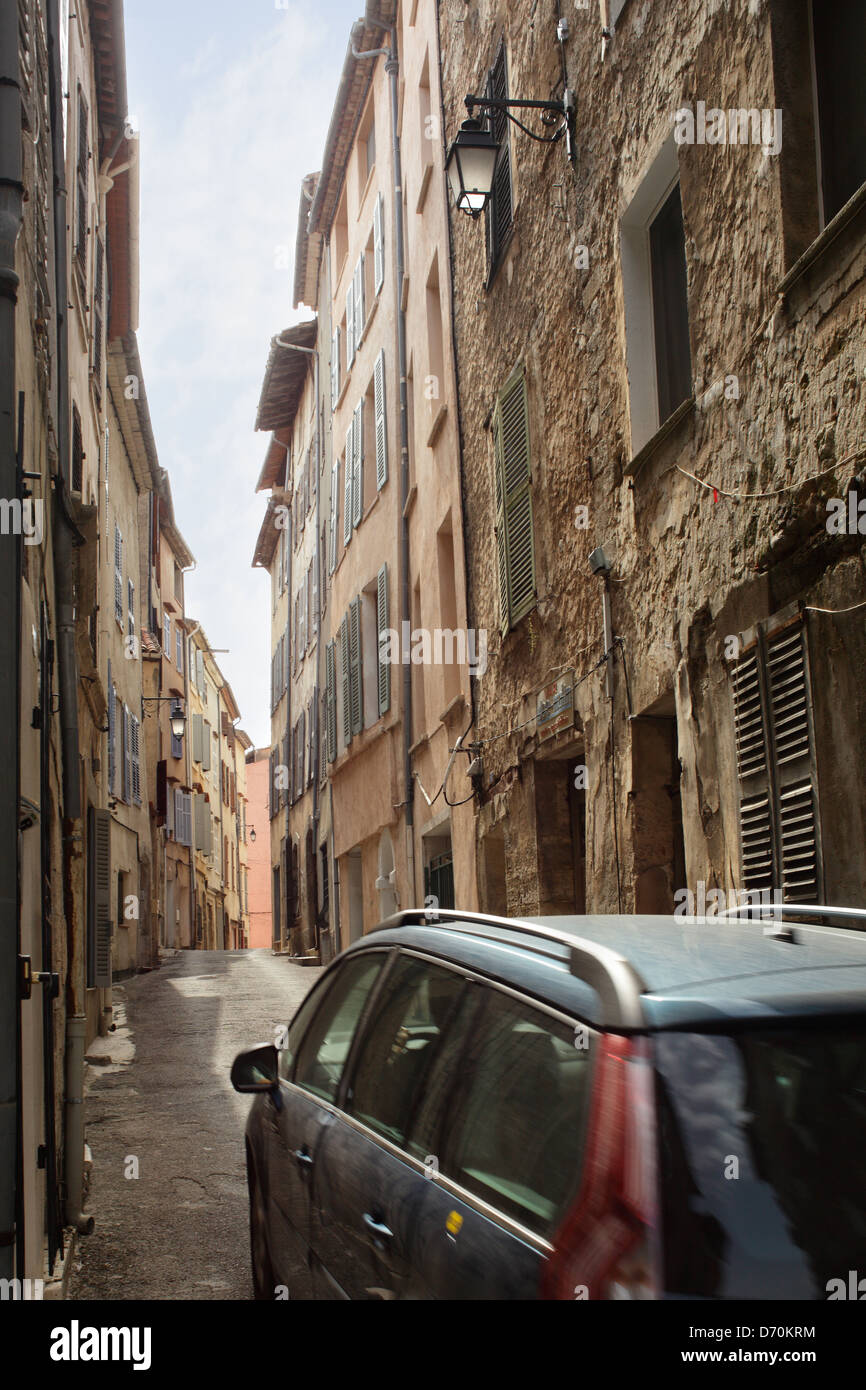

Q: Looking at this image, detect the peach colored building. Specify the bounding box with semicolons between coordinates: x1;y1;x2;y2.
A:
245;749;274;947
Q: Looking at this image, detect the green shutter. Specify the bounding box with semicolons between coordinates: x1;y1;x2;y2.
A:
343;425;353;544
494;367;535;632
341;614;351;745
349;595;363;736
88;807;112;987
377;563;390;716
374;349;388;489
352;400;364;527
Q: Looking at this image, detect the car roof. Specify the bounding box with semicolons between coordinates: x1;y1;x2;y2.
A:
345;910;866;1031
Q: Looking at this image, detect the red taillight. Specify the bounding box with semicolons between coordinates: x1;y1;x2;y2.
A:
541;1035;659;1300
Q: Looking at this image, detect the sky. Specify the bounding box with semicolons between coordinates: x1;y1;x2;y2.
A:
124;0;362;748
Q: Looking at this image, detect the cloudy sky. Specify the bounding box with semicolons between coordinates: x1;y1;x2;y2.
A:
125;0;361;747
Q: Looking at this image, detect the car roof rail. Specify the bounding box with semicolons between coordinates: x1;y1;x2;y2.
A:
369;908;649;1030
718;902;866;931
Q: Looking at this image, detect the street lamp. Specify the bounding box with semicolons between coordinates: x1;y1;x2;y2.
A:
249;826;257;843
446;89;576;218
141;694;186;741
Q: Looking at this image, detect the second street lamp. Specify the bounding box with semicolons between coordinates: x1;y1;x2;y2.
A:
445;118;500;217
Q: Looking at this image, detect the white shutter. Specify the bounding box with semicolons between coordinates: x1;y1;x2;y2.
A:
373;192;385;294
343;424;353;544
374;348;388;490
377;563;390;716
346;281;355;366
202;720;211;771
329;459;340;572
352;399;364;527
131;715;141;804
192;711;203;764
312;551;319;635
353;255;365;348
331;326;341;401
122;704;130;802
114;525;123;625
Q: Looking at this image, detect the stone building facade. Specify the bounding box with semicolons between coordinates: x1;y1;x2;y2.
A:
437;0;866;917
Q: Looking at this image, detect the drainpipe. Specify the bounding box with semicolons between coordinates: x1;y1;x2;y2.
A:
0;0;23;1277
353;18;416;905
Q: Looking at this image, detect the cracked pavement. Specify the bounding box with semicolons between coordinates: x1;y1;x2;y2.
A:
68;949;323;1300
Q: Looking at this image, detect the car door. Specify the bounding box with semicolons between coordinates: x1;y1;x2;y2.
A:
265;951;386;1298
309;953;470;1300
409;985;596;1299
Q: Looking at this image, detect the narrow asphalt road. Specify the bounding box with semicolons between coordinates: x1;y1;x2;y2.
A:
68;949;323;1300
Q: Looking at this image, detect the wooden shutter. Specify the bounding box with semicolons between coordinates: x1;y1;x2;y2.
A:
377;563;390;716
494;367;535;632
196;648;204;693
76;90;88;275
122;704;130;802
192;711;203;764
131;715;141;804
330;459;340;571
107;661;115;793
374;348;388;489
733;642;773;897
308;700;316;786
340;614;351;746
373;192;385;294
346;281;355;365
88;807;112;987
349;595;363;737
343;425;354;544
352;400;364;527
202;720;211;771
326;641;337;761
93;238;104;398
485;44;513;270
298;709;306;798
114;525;123;624
353;255;365;347
312;552;319;634
331;326;341;401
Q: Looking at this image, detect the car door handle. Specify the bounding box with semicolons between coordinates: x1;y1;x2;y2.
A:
294;1148;314;1171
362;1212;393;1243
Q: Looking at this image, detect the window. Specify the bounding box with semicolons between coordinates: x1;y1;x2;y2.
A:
192;712;203;764
331;324;341;402
445;990;593;1237
373;192;385;295
114;524;123;626
92;238;104;401
365;120;376;182
648;182;692;426
293;954;383;1103
810;0;866;226
175;627;183;672
485;42;513;277
353;255;366;351
373;349;388;489
107;662;115;793
329;457;340;573
163;614;171;657
75;88;89;280
348;956;466;1146
127;579;136;642
493;367;535;633
732;609;822;903
70;405;83;494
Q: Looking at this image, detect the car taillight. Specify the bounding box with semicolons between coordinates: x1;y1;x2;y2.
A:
541;1034;659;1301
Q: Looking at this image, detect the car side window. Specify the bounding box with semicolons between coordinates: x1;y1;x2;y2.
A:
346;955;466;1147
293;954;384;1103
277;973;336;1081
443;989;594;1237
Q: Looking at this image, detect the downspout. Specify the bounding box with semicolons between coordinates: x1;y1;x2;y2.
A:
0;0;23;1276
45;0;91;1236
353;17;416;905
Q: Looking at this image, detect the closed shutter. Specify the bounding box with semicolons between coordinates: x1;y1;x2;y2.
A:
308;702;315;787
268;750;275;819
114;525;123;624
156;760;167;819
349;595;363;737
329;459;340;572
326;641;337;761
346;280;355;366
192;711;203;764
298;710;306;798
122;704;130;802
196;648;204;693
485;44;513;270
353;254;365;347
352;399;364;527
494;367;535;632
202;720;211;771
343;425;354;544
127;579;135;640
331;326;341;401
374;348;388;489
93;238;104;398
131;715;141;804
107;660;114;793
312;551;319;634
87;806;112;988
76;90;88;274
373;192;385;294
732;611;822;905
340;614;351;746
377;563;390;716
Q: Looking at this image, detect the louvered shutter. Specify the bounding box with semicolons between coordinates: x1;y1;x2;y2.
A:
352;400;364;527
114;525;123;624
485;45;513;268
88;807;112;987
300;574;307;655
192;712;203;764
373;192;385;294
196;648;204;693
202;720;211;771
312;552;319;634
343;425;354;544
353;255;365;347
340;614;351;745
346;281;355;365
298;709;306;798
326;641;337;761
107;661;114;793
330;459;340;571
93;238;104;397
494;368;535;632
733;642;774;898
131;716;141;804
76;91;88;274
374;348;388;489
377;563;390;716
331;326;341;401
122;704;130;802
349;596;363;737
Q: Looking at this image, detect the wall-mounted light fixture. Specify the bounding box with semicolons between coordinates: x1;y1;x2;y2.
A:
141;694;186;740
446;88;576;218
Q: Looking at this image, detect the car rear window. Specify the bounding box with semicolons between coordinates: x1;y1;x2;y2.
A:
654;1024;866;1298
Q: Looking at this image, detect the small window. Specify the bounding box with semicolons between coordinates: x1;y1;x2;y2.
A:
444;991;594;1236
348;956;466;1146
365;122;376;181
811;0;866;226
648;182;691;426
293;953;383;1103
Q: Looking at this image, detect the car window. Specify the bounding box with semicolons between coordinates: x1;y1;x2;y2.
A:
444;989;594;1237
277;972;335;1081
347;955;466;1147
293;953;384;1103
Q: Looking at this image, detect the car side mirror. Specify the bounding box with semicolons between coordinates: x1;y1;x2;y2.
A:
231;1043;278;1093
